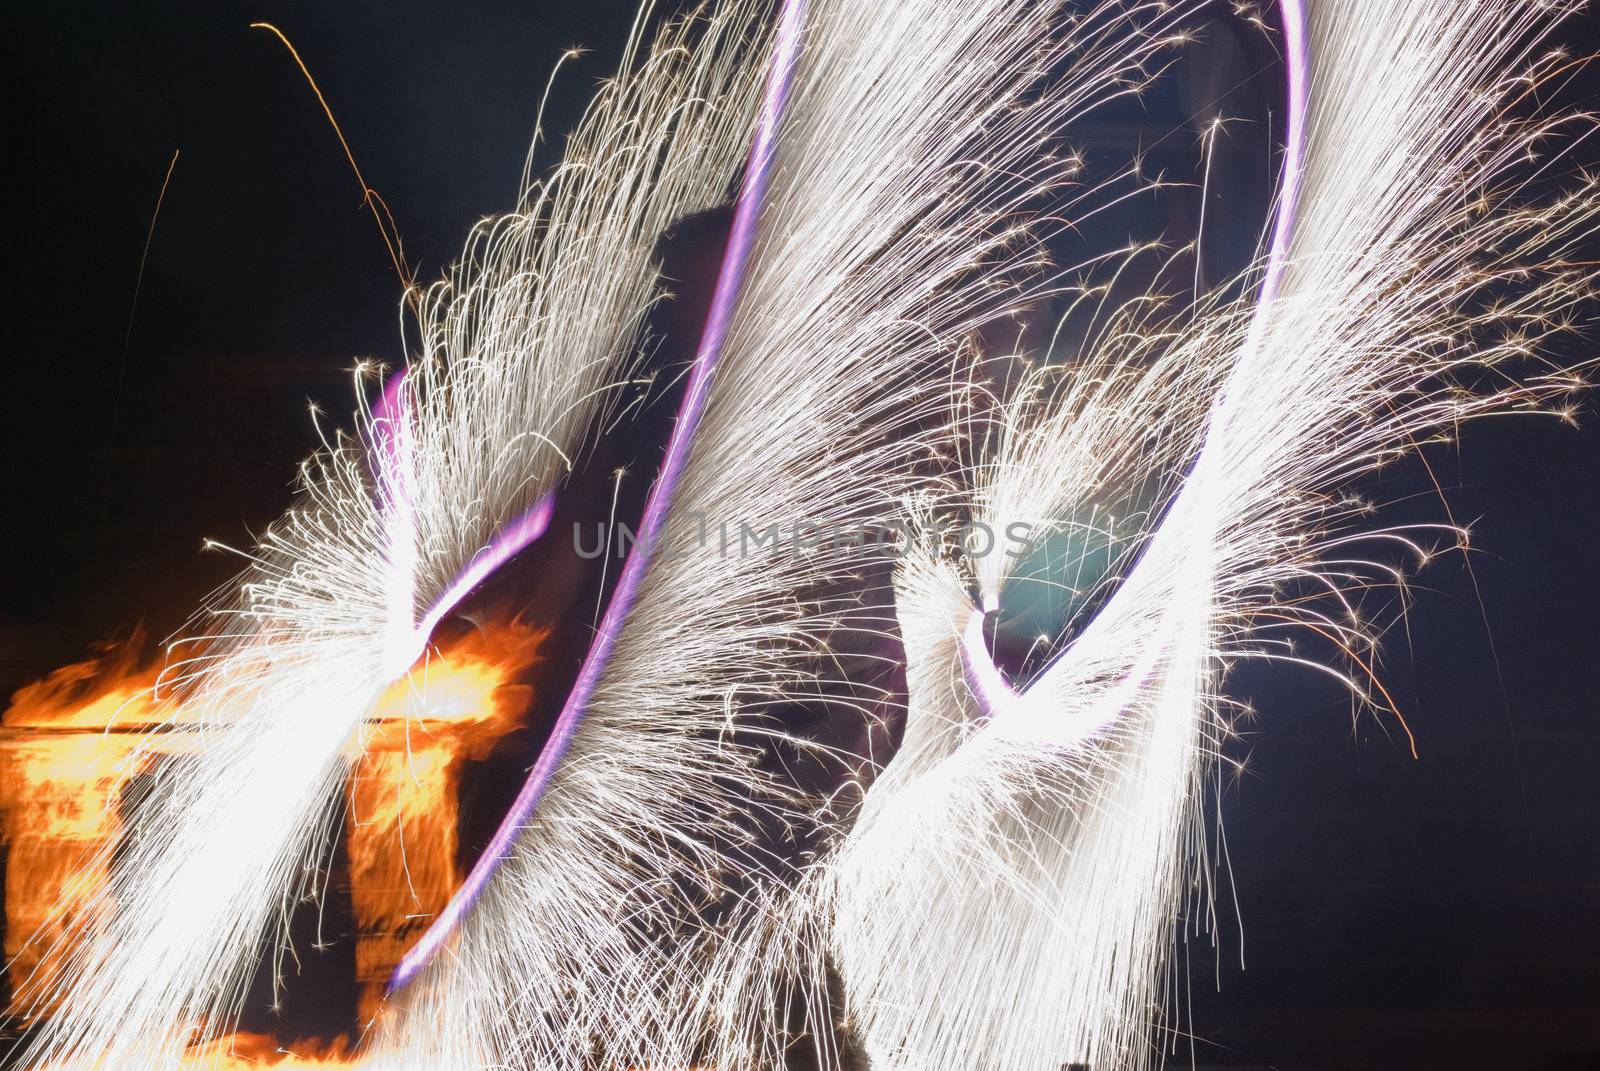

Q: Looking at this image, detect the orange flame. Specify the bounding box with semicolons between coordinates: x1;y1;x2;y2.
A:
1;617;544;1057
178;1031;359;1068
347;617;542;1019
1;631;162;1023
4;628;165;731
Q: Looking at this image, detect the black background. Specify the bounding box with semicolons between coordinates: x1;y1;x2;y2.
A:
4;3;1598;1068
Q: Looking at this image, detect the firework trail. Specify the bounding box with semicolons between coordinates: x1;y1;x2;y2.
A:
386;0;810;995
11;4;770;1066
823;3;1595;1069
8;0;1595;1068
368;0;1200;1065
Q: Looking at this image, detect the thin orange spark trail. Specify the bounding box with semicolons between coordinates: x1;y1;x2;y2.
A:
250;22;413;290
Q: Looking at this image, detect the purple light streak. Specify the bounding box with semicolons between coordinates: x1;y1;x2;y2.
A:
416;493;558;640
388;0;811;991
371;367;559;665
1261;0;1307;312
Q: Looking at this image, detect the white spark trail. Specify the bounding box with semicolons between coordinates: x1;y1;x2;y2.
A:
11;5;768;1066
824;3;1595;1070
368;1;1198;1067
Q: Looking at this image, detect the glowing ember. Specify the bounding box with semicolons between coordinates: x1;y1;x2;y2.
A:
179;1031;358;1068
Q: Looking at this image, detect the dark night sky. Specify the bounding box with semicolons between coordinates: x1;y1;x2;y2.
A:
4;3;1598;1069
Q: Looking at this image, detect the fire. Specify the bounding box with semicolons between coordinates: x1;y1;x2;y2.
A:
178;1032;359;1068
3;629;166;732
347;617;542;1019
0;630;164;1023
1;617;544;1053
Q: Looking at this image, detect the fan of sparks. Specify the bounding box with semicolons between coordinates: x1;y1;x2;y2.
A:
5;0;1597;1068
